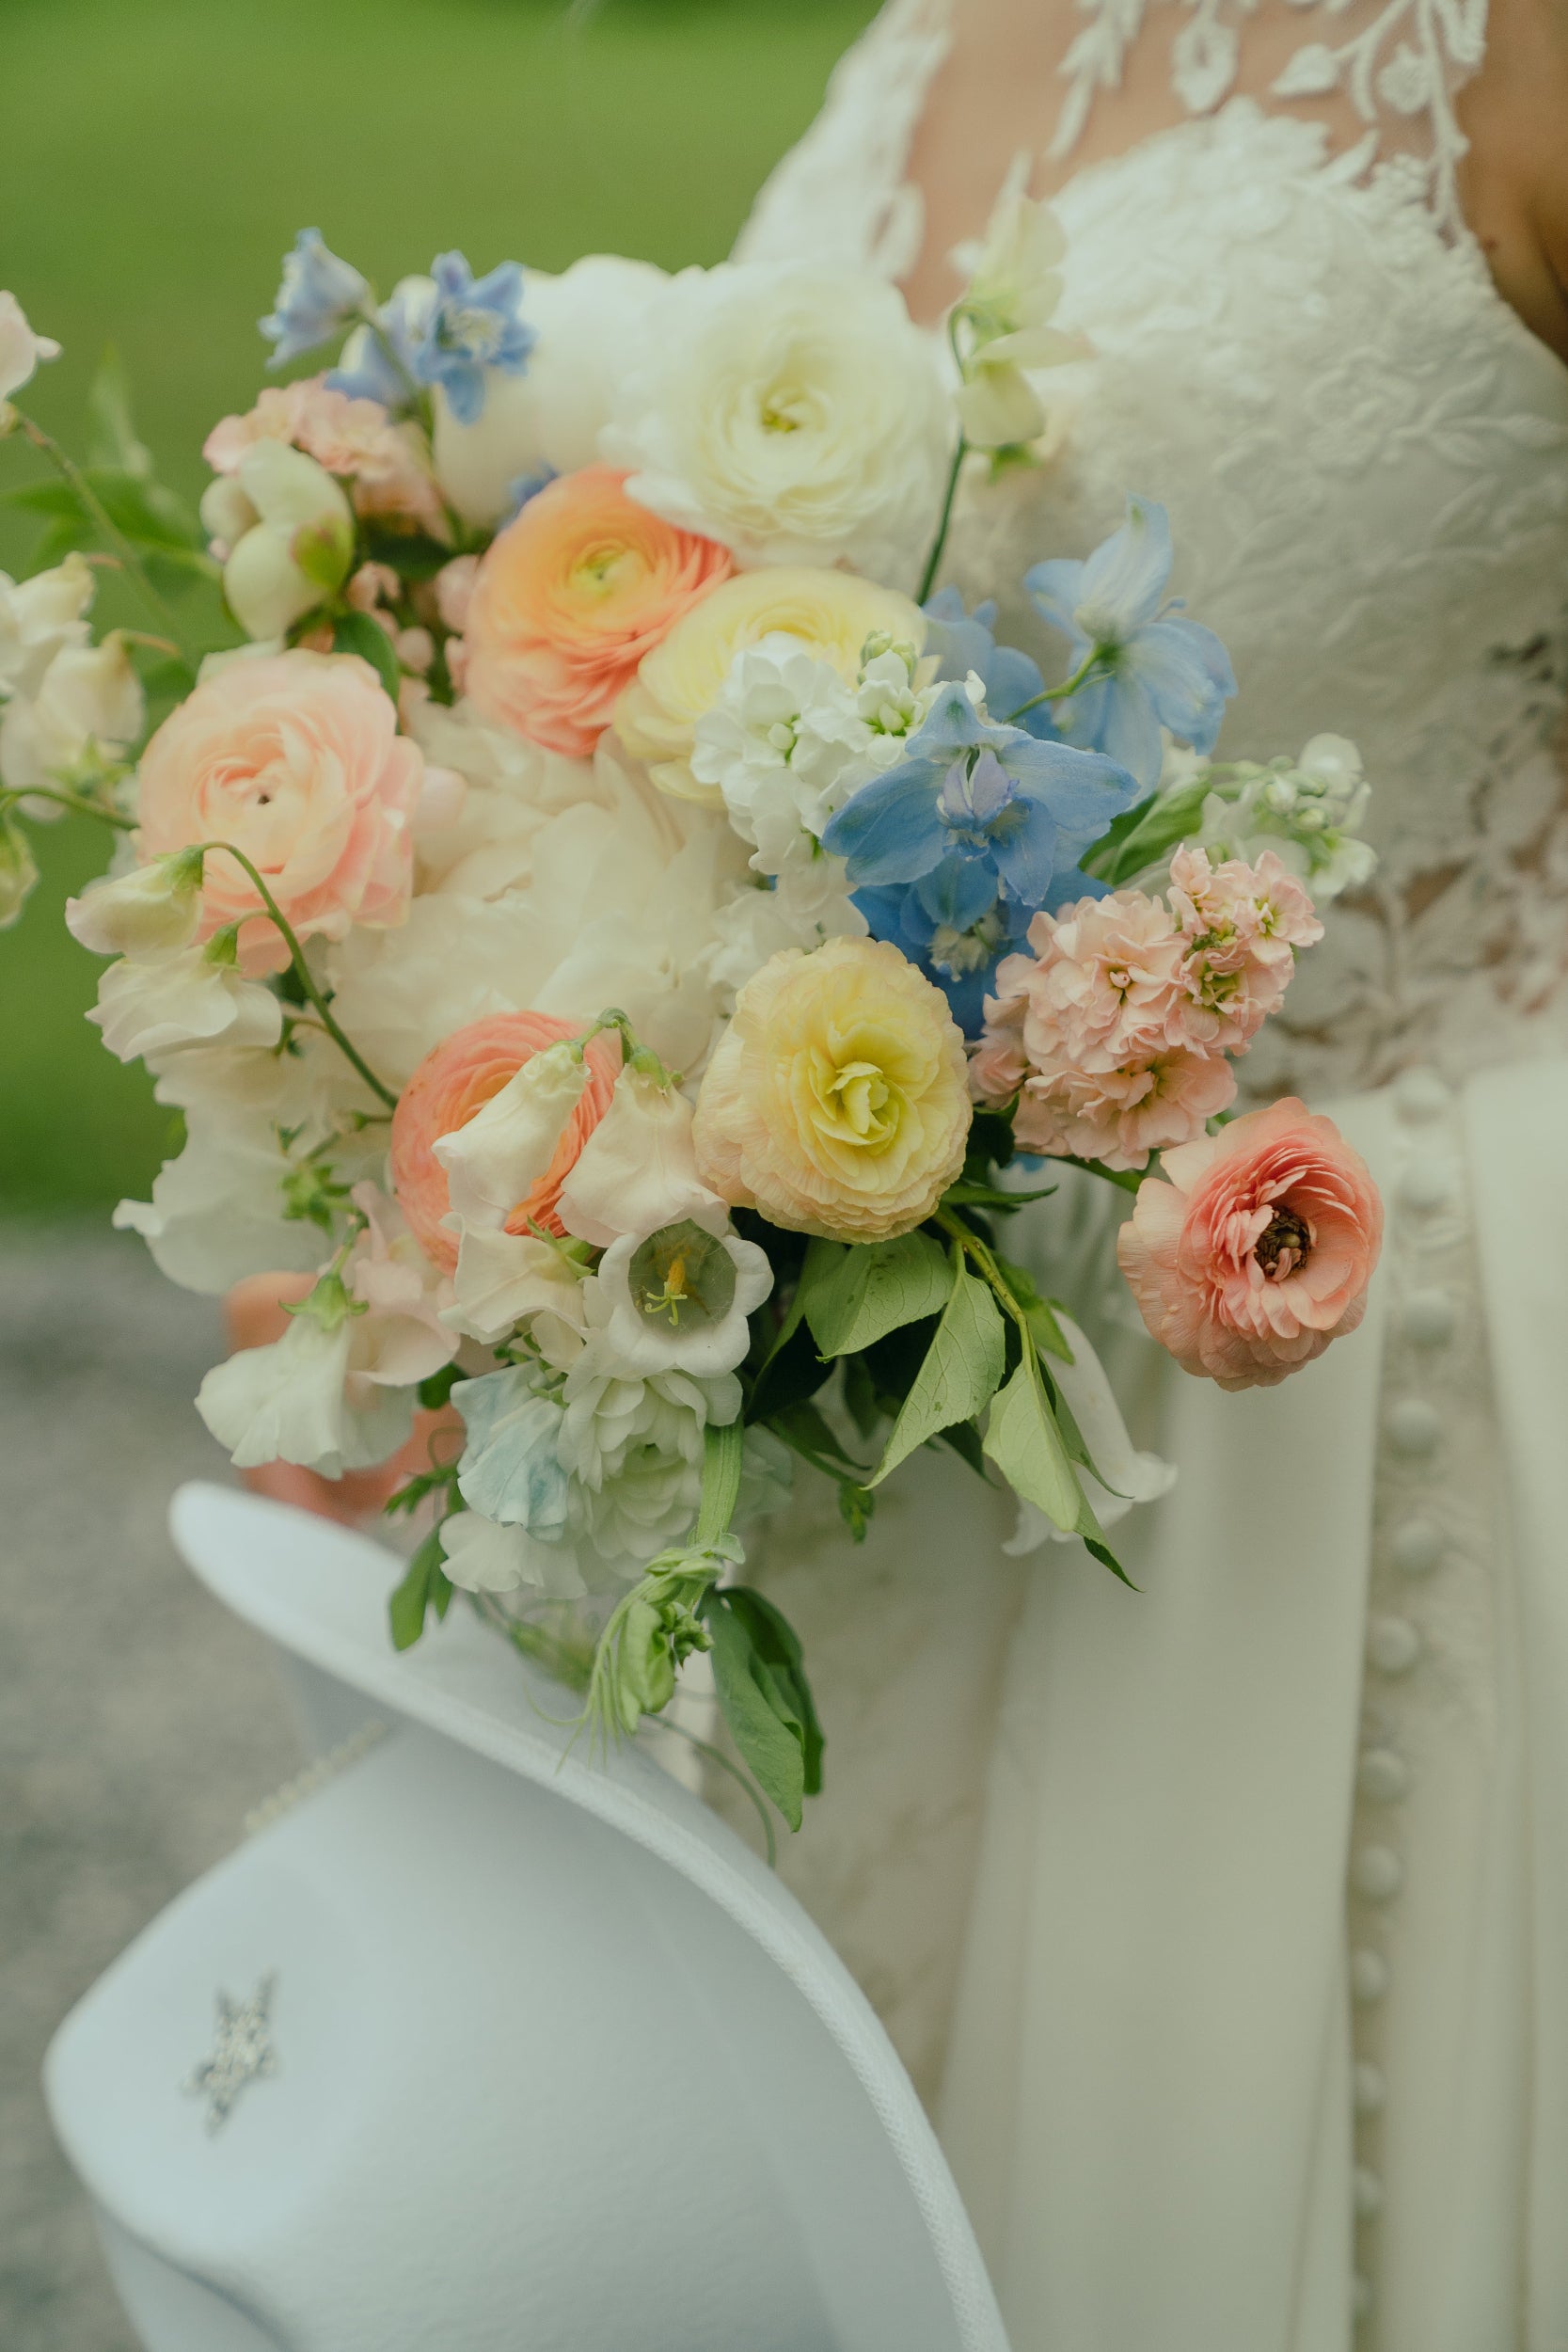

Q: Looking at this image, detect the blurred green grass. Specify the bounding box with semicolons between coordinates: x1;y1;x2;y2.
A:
0;0;875;1215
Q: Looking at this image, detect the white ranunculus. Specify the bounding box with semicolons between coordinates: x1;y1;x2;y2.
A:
604;263;951;585
433;1039;588;1231
434;255;670;528
221;441;354;641
556;1066;724;1248
0;291;60;404
0;553;94;697
196;1303;414;1476
0;634;145;804
89;945;282;1064
438;1509;586;1599
444;1222;588;1347
66;850;204;958
1003;1310;1176;1554
593;1219;772;1377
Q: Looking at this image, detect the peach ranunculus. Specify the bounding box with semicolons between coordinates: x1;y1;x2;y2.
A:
1116;1097;1383;1390
134;649;423;973
463;465;734;758
389;1010;620;1271
693;934;971;1243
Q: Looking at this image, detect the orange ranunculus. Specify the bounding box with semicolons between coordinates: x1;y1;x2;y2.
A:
463;464;732;757
389;1010;620;1272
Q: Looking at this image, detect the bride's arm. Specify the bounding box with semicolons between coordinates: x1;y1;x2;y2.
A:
1456;0;1568;363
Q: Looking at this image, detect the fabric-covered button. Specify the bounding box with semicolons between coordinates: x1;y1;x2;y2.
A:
1354;2061;1387;2114
1398;1159;1452;1216
1358;1746;1410;1800
1402;1287;1456;1346
1387;1398;1441;1457
1354;1845;1403;1901
1352;1947;1390;2002
1390;1518;1443;1576
1393;1066;1451;1122
1354;2165;1385;2217
1368;1617;1420;1677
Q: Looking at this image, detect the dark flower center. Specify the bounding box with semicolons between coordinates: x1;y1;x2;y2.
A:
1255;1203;1313;1279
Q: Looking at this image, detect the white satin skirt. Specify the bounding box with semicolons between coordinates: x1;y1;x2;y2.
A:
732;1057;1568;2352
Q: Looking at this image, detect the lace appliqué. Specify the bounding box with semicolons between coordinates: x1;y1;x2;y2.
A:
1051;0;1488;238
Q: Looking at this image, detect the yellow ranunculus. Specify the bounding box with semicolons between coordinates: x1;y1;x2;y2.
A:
692;935;971;1243
611;566;925;804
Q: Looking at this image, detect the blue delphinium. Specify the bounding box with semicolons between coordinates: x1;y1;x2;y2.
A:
411;252;535;426
261;230;371;368
1024;495;1236;788
921;588;1057;740
822;678;1138;1033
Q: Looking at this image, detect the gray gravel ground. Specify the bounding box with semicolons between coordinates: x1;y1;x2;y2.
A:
0;1228;299;2352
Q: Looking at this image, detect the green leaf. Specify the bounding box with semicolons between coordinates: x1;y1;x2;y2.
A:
417;1361;463;1413
842;1352;882;1442
1082;777;1210;887
85;346;152;479
86;466;203;551
0;479;87;519
358;526;454;581
870;1248;1006;1486
702;1591;816;1828
981;1356;1132;1583
388;1527;454;1651
991;1251;1073;1363
332;609;403;702
724;1585;824;1798
941;1176;1057;1213
837;1482;875;1541
802;1229;952;1359
384;1460;460;1518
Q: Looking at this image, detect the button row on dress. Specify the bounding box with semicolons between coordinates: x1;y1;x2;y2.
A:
1393;1066;1452;1124
1358;1745;1410;1801
1386;1397;1441;1457
1353;1845;1404;1902
1367;1616;1420;1677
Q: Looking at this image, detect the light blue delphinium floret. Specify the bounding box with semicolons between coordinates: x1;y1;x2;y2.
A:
411;251;536;426
822;677;1138;1033
921;588;1057;739
325;277;435;408
261;230;372;368
1024;495;1236;789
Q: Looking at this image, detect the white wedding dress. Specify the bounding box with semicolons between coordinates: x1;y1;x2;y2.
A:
723;4;1568;2346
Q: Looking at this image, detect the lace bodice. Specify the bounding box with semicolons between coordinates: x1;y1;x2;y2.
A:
737;0;1568;1103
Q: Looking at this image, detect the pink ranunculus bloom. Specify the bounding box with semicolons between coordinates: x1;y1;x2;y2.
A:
134;649;423;973
1169;844;1323;1052
389;1011;621;1271
1117;1096;1383;1389
464;465;734;757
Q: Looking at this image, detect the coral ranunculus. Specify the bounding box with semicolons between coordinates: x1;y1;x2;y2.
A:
134;648;423;973
693;934;971;1243
390;1011;620;1270
463;464;733;757
1116;1096;1383;1390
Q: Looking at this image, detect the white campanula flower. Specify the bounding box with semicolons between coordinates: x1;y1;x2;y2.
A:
0;634;145;806
0;553;93;697
0;291;60;405
604;263;950;585
261;230;371;368
88;940;283;1064
557;1065;727;1249
444;1224;588;1348
433;1038;589;1231
410;251;535;428
594;1216;772;1377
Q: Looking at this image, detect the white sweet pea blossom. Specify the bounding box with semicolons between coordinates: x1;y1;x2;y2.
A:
594;1218;772;1377
66;850;205;958
89;941;282;1064
196;1286;415;1476
343;1184;458;1389
0;292;60;405
0;634;144;805
433;1037;589;1230
953;180;1085;452
215;441;354;641
557;1066;724;1248
1003;1310;1176;1554
0;553;94;697
438;1509;587;1599
444;1222;588;1347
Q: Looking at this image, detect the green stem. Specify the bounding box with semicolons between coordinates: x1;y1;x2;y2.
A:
917;429;969;606
0;784;134;831
936;1208;1036;1347
13;412;198;664
196;840;398;1109
1006;644;1104;725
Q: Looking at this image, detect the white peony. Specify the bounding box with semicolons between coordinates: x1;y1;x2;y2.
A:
604;263;951;585
433;255;670;528
88;945;283;1064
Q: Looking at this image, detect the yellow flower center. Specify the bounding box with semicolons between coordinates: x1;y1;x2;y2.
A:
822;1057;894;1146
570;543;643;600
759;381;815;435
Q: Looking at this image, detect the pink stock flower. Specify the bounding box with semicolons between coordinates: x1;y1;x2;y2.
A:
1168;844;1323;1051
134;649;422;973
389;1011;620;1271
1117;1097;1383;1389
204;378;445;537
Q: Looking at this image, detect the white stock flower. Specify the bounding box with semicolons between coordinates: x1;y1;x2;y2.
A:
433;1038;588;1230
219;441;354;640
594;1218;772;1376
1199;732;1374;900
196;1295;414;1476
88;945;282;1064
704;862;868;1001
605;263;950;583
438;1509;586;1599
556;1066;723;1248
433;255;670;528
0;553;94;697
0;634;144;805
0;292;60;405
66;850;204;957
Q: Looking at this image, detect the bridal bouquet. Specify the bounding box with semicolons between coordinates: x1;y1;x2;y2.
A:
0;205;1381;1830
